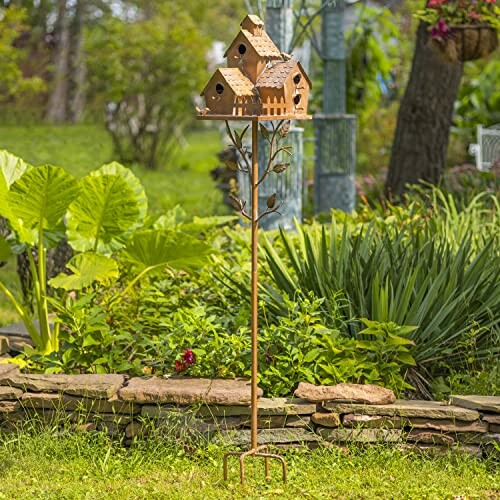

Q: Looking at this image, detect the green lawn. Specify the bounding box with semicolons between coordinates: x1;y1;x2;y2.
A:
0;430;497;499
0;123;224;216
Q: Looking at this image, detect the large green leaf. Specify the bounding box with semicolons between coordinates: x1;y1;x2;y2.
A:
0;150;31;220
8;165;79;245
67;173;140;253
91;162;147;223
0;150;30;186
0;235;12;261
123;229;213;270
49;252;119;290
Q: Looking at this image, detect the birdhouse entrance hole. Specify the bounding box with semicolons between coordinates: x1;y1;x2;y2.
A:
293;73;301;84
238;44;247;55
216;83;224;94
293;94;301;105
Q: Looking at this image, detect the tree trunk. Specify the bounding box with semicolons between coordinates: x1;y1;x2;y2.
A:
70;0;86;123
385;22;463;198
46;0;71;123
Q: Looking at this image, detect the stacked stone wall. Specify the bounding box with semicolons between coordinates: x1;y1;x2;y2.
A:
0;364;498;457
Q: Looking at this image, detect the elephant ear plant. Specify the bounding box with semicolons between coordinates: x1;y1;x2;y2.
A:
0;151;213;356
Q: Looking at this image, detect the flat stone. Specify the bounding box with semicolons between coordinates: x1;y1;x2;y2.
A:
7;337;33;352
400;444;482;458
197;397;316;418
0;321;36;338
317;427;402;443
119;377;260;405
0;386;22;400
0;364;19;378
311;412;341;428
0;400;20;413
240;414;311;429
342;414;404;429
322;400;480;421
21;393;139;414
286;415;311;428
0;411;24;423
483;415;500;425
141;405;183;418
0;373;125;399
0;336;9;354
450;395;500;413
489;424;500;433
295;382;395;405
125;422;144;439
407;430;455;445
481;433;500;444
214;428;320;446
408;417;488;433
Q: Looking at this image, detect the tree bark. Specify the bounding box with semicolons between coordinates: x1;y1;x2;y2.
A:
46;0;71;123
385;22;463;198
70;0;87;123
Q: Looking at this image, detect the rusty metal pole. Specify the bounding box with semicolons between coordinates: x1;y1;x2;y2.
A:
250;119;259;451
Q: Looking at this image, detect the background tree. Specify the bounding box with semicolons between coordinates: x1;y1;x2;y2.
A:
86;3;207;169
386;20;463;197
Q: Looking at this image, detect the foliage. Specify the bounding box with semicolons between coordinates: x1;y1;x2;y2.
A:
259;187;499;397
415;0;500;35
85;4;207;169
453;58;500;139
0;6;44;103
0;150;213;355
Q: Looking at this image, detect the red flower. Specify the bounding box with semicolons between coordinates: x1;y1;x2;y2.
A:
183;349;196;365
174;360;187;373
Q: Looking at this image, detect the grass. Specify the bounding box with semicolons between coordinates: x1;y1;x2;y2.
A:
0;123;224;216
0;429;498;499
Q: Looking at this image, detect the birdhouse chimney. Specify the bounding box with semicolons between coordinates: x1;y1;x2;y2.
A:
241;14;264;36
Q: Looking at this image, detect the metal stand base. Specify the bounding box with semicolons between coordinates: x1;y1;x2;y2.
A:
223;445;287;486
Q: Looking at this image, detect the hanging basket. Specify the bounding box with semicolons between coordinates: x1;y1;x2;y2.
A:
429;25;498;63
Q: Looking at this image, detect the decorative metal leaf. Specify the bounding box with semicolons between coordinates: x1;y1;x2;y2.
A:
267;193;277;209
279;121;291;138
260;123;270;141
272;162;290;173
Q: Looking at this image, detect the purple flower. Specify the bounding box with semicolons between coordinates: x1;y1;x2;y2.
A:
183;349;196;365
430;18;452;44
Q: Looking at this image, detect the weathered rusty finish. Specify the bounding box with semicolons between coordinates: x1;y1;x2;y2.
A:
223;445;287;486
251;120;259;451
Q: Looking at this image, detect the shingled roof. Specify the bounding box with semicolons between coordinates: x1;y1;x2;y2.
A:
224;28;282;59
256;60;311;89
200;68;255;97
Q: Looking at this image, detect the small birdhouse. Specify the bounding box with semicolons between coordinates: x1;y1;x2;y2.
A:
199;15;311;120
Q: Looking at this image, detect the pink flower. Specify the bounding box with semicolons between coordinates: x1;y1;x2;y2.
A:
428;0;447;7
430;18;452;43
183;349;196;365
468;11;481;20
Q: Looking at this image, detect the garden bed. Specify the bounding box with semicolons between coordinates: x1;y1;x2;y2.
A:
0;364;498;458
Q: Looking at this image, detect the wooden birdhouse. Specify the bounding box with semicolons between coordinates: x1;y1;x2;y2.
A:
199;15;311;120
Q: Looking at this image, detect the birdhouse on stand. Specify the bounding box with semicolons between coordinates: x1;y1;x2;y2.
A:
200;14;311;119
197;14;312;487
